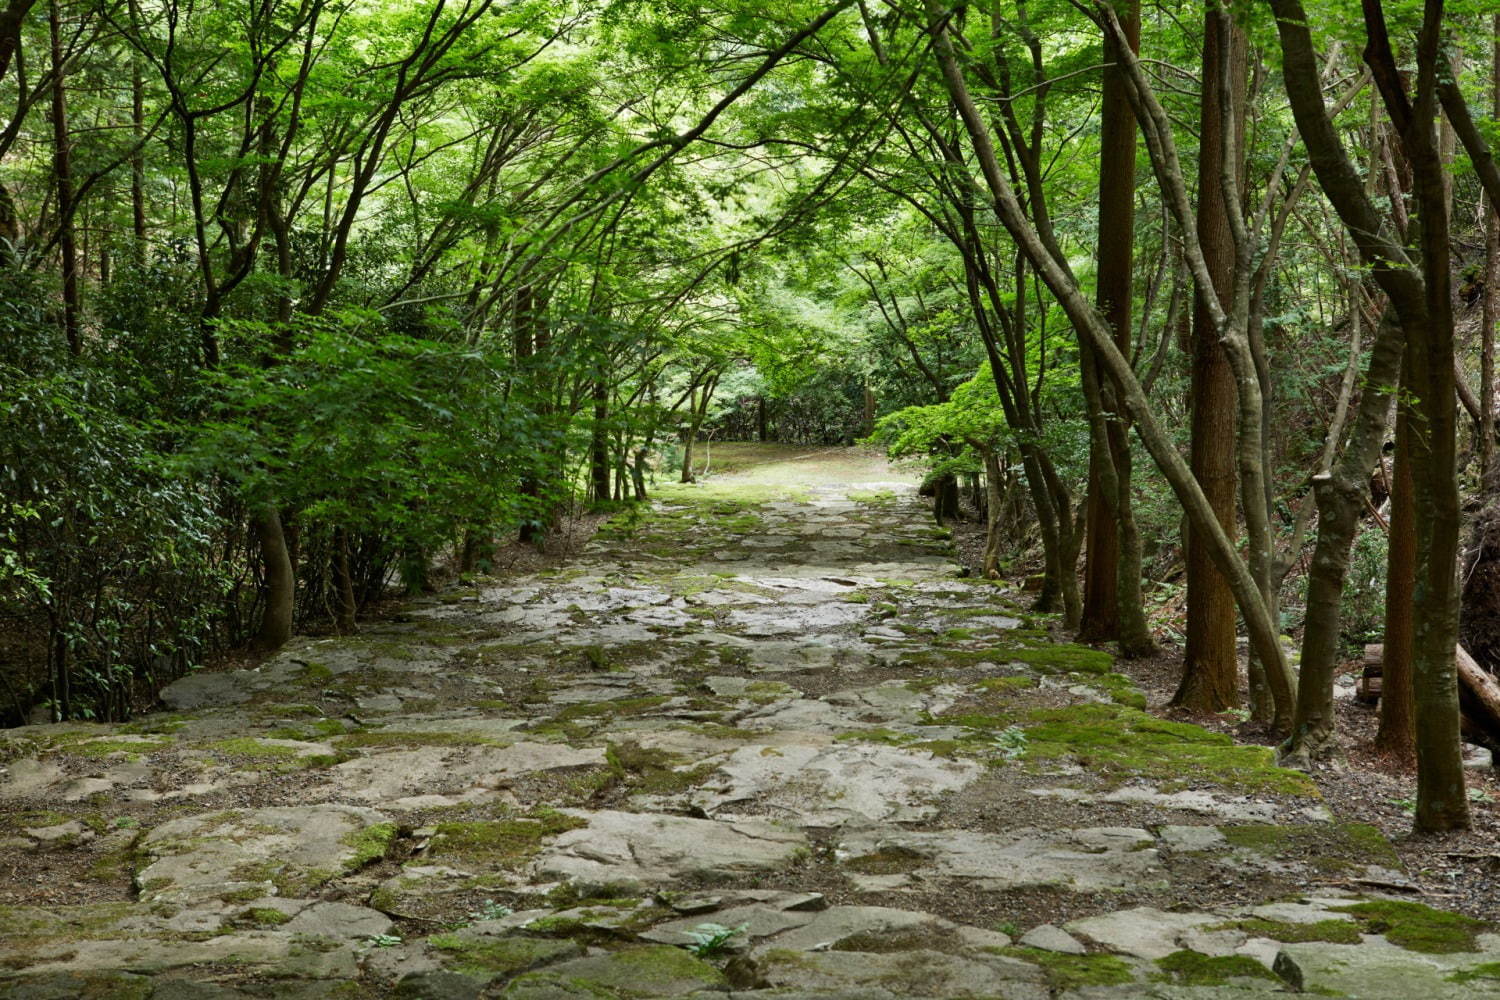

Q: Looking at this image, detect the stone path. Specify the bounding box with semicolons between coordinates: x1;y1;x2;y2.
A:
3;446;1500;998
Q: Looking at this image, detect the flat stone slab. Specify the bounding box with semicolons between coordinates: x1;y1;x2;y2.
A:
1274;938;1500;998
691;742;981;826
320;742;605;805
136;805;394;904
1064;907;1221;960
837;826;1162;891
534;809;808;889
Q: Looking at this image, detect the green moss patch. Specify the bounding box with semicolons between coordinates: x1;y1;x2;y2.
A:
1219;823;1399;874
1153;950;1280;987
342;822;398;868
335;730;502;749
427;810;587;868
1212;917;1360;944
553;695;670;723
953;703;1317;795
428;933;577;977
1333;900;1489;953
1007;644;1114;675
605;741;714;795
1004;946;1135;990
205;738;345;772
1449;961;1500;983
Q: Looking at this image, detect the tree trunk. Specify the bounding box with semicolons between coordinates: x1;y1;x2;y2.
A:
983;450;1004;579
590;379;610;503
49;0;79;356
1284;304;1402;760
1176;9;1246;712
1378;392;1417;760
1080;0;1149;656
1483;15;1499;482
333;526;356;635
1372;0;1468;831
253;508;295;652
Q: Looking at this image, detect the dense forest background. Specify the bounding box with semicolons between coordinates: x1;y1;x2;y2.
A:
2;0;1499;832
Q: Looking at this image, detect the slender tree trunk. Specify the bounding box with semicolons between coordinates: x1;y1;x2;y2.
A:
129;0;145;255
1378;396;1417;760
1483;15;1499;482
49;0;79;356
1176;10;1246;711
253;508;295;651
983;450;1004;579
590;379;610;503
1284;302;1402;759
333;526;356;635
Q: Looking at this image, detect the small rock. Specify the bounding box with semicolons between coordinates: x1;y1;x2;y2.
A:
1018;924;1085;955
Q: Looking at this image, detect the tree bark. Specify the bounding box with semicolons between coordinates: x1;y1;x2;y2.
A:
253;508;295;652
49;0;79;356
1080;0;1134;650
1378;375;1418;760
1361;0;1468;831
1176;8;1246;711
590;378;610;503
1285;304;1401;761
333;526;356;635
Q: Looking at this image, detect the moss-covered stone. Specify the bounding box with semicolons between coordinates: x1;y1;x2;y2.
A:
946;702;1318;795
1220;823;1400;873
1007;644;1114;675
335;730;502;749
427;933;578;977
1212;917;1361;944
503;944;728;997
1333;899;1489;953
1153;949;1281;986
1003;946;1136;989
242;906;292;926
427;810;588;868
342;821;398;868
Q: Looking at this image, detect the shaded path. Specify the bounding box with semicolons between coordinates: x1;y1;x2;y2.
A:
2;445;1498;997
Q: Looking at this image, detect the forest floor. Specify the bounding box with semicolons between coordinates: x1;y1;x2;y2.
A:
3;443;1500;998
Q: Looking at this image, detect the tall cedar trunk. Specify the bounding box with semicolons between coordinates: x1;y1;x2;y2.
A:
757;396;768;442
1083;0;1153;657
590;379;610;503
253;508;295;651
1175;11;1246;711
49;0;79;356
1485;16;1500;482
1079;0;1132;643
1379;398;1418;759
